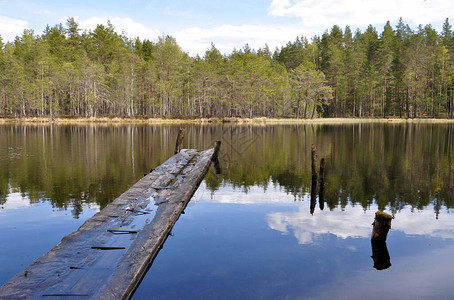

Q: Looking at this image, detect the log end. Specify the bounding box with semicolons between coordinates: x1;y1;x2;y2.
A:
213;141;221;158
371;211;393;243
375;211;393;220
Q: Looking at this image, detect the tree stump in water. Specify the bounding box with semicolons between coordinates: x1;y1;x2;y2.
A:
174;128;184;154
310;144;317;215
310;179;317;215
371;240;391;270
371;211;393;270
311;144;317;180
319;158;325;211
213;141;221;159
213;141;222;174
371;211;393;243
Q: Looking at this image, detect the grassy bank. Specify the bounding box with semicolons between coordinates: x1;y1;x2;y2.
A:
1;116;454;125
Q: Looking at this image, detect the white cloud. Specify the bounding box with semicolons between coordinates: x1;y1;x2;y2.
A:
206;182;299;204
68;16;160;40
0;16;28;42
0;191;30;211
203;181;454;244
267;203;454;244
268;0;452;32
174;24;302;56
267;204;375;244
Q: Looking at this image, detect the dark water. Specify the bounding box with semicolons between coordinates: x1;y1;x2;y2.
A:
0;123;453;299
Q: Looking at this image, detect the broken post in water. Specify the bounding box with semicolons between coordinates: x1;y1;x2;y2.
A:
212;141;222;174
371;211;393;270
371;211;393;243
310;179;317;215
311;144;317;180
0;134;221;299
371;239;391;270
310;144;317;215
174;128;184;154
319;158;325;211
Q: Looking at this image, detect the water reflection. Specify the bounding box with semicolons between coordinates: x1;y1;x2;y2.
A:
0;124;216;214
134;181;454;300
310;178;317;215
266;200;454;244
204;180;454;243
2;123;453;298
1;123;453;216
319;158;325;211
371;241;391;270
210;123;454;215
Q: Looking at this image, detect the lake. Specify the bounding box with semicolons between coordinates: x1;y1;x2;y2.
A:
0;123;453;299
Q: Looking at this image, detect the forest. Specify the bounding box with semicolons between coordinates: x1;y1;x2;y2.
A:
1;17;454;119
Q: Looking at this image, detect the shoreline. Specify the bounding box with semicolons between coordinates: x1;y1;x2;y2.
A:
1;116;454;125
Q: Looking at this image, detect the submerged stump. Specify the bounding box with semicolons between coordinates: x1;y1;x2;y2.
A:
212;141;222;174
174;128;184;154
311;144;317;180
371;240;391;270
319;158;325;211
371;211;393;243
371;211;393;270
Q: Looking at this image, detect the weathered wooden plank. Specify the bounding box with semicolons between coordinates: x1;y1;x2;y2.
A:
0;147;216;300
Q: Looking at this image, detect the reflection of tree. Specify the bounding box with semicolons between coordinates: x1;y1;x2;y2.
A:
371;241;391;270
205;123;454;214
0;125;220;217
1;123;453;217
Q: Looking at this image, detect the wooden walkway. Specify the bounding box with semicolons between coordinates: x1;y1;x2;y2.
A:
0;145;219;299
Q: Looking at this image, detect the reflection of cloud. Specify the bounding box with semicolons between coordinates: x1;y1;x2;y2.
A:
267;203;454;244
203;181;454;244
393;209;454;240
0;188;100;215
0;191;30;211
206;182;299;204
267;204;375;244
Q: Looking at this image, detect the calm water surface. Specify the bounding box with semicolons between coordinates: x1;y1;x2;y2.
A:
0;123;453;299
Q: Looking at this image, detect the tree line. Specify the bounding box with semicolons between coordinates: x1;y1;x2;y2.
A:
1;17;454;119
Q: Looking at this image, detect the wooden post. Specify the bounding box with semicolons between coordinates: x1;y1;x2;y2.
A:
213;141;221;174
310;178;317;215
370;211;393;270
371;240;391;270
319;158;325;211
310;144;318;215
371;211;393;270
174;128;184;154
213;141;221;160
319;158;325;182
311;144;317;180
371;211;393;243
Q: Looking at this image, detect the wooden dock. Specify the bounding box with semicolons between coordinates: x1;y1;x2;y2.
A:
0;142;220;299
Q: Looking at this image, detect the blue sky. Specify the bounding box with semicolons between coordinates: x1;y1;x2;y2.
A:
0;0;452;55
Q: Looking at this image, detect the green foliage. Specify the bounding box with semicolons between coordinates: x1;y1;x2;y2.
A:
1;18;454;118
